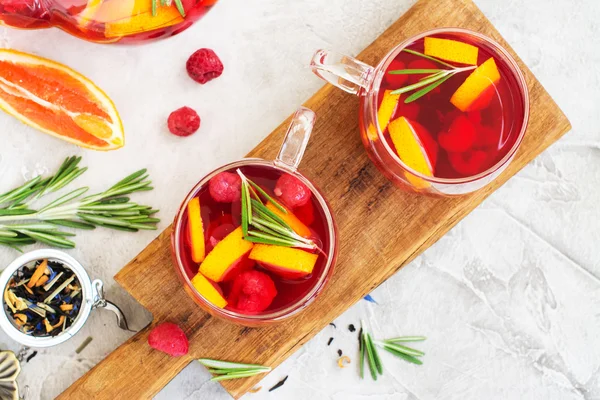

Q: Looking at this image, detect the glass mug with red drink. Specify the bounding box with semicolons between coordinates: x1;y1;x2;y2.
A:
171;107;338;326
0;0;218;44
311;28;529;195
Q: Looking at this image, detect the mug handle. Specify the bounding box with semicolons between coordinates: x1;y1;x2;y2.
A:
310;49;374;95
275;107;317;172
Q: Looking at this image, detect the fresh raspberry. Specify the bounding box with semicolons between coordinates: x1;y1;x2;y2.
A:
274;174;311;209
228;271;277;313
397;101;420;121
384;59;408;88
448;150;488;176
148;322;189;357
438;115;476;153
209;172;241;203
294;199;315;226
186;48;224;84
168;106;200;137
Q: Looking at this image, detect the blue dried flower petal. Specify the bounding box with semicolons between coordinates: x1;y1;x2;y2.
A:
363;294;378;304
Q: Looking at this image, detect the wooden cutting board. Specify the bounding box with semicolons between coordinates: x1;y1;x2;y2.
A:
59;0;571;398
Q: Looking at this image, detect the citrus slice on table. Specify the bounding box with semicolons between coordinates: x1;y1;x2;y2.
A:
0;49;124;151
451;57;501;112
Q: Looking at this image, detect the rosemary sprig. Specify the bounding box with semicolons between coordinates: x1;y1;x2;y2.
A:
388;49;476;103
237;170;318;251
0;157;160;251
198;359;271;382
152;0;186;17
359;321;426;380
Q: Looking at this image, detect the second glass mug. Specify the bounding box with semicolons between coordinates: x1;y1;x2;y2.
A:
171;107;338;326
310;28;530;196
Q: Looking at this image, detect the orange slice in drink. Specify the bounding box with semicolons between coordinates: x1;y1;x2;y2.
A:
424;37;478;65
388;116;438;189
451;58;501;112
249;244;318;279
0;49;124;151
190;273;227;308
80;0;185;38
199;227;254;282
187;197;206;263
266;202;312;239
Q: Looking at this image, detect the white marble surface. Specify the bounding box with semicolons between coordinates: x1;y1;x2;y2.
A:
0;0;599;399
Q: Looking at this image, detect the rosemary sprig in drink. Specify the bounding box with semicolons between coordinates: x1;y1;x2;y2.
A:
236;170;319;251
0;157;159;251
388;49;476;103
152;0;186;17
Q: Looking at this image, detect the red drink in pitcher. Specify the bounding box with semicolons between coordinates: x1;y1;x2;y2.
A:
0;0;218;44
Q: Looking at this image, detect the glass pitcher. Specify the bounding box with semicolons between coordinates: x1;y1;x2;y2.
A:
0;0;218;44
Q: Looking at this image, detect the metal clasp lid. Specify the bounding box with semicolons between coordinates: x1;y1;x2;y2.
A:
91;280;135;332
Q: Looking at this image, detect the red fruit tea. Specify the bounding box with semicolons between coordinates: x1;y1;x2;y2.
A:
0;0;218;44
375;31;527;179
176;164;331;314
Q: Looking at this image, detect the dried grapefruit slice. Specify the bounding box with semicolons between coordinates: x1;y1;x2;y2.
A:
0;49;124;151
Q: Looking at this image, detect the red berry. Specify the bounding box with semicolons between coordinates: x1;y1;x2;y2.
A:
209;172;241;203
448;150;488;176
228;271;277;313
385;60;408;87
438;115;476;152
397;101;420;120
294;199;315;226
148;322;189;357
168;106;200;137
274;174;311;209
186;48;224;84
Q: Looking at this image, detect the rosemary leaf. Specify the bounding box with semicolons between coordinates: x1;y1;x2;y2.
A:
378;341;424;357
246;179;287;214
388;68;442;75
210;370;268;382
364;331;378;380
404;73;453;103
384;336;427;343
390;72;449;95
402;48;455;68
368;333;383;375
198;358;270;370
174;0;186;17
381;345;423;365
47;220;96;230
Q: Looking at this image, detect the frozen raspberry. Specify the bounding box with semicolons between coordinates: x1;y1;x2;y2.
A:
397;101;420;121
438;115;476;153
186;48;224;84
228;271;277;313
274;174;311;209
148;322;189;357
168;106;200;137
209;172;241;203
384;59;408;87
